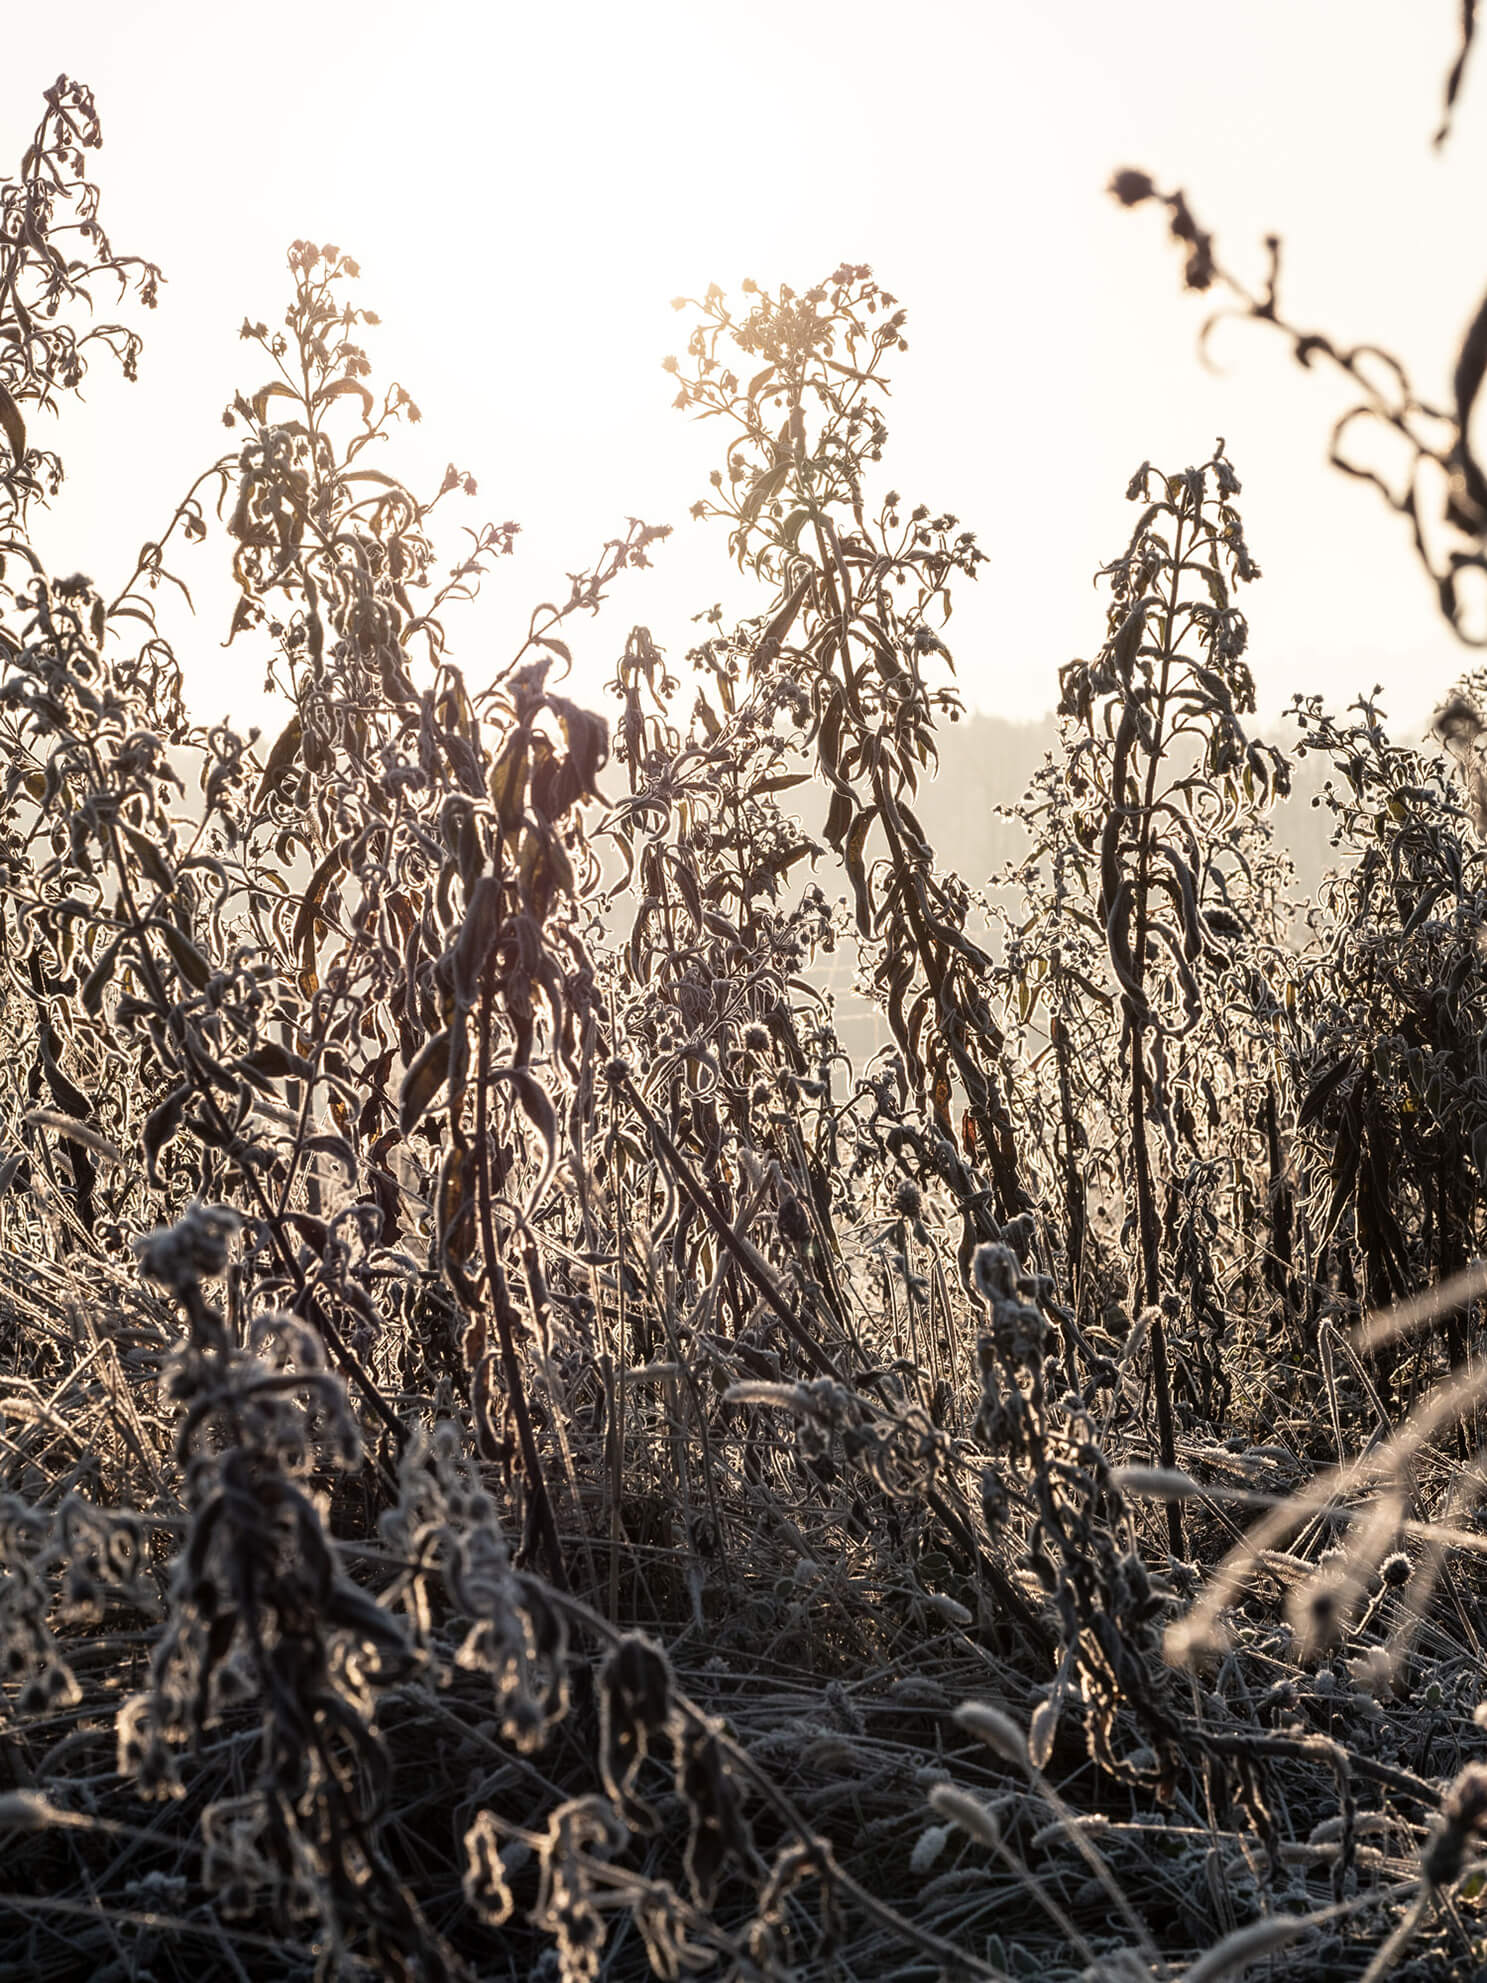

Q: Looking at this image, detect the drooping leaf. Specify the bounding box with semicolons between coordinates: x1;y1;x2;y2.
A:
739;458;790;524
494;1064;560;1214
143;1082;191;1185
489;734;528;834
251;714;304;813
80;934;125;1015
672;856;703;929
548;697;610;801
120;823;176;894
305;1132;358;1182
249;380;298;422
844;808;876;934
762;841;816;878
0;382;26;462
159;919;213;991
1297;1059;1353;1130
318;376;375;420
437;1141;477;1268
239;1040;314;1086
451;874;503;1010
23;1109;122;1164
519;828;574;923
292;839;352;969
399;1028;453;1136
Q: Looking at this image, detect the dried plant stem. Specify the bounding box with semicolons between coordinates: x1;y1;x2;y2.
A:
1127;522;1190;1559
1130;1023;1182;1556
477;960;565;1586
101;814;408;1449
621;1071;1053;1652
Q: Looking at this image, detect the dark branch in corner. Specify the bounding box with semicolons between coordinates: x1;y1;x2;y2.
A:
1109;168;1487;651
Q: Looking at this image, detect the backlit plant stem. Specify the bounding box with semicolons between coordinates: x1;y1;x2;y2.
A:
476;956;566;1587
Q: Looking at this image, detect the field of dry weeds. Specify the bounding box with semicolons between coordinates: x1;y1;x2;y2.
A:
8;59;1487;1983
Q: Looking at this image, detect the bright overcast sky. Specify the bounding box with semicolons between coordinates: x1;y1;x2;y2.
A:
3;1;1483;740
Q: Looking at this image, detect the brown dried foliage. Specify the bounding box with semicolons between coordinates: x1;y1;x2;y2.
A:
6;61;1487;1983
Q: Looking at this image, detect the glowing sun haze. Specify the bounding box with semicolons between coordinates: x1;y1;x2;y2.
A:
2;0;1481;738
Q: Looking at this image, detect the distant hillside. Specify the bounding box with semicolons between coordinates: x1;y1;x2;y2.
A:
909;707;1410;904
809;704;1448;1065
598;705;1396;1072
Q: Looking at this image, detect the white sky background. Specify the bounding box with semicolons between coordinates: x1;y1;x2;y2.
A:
2;0;1483;744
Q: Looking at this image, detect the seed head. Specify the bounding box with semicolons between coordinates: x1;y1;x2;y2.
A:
892;1180;923;1219
1110;168;1157;207
952;1701;1028;1769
